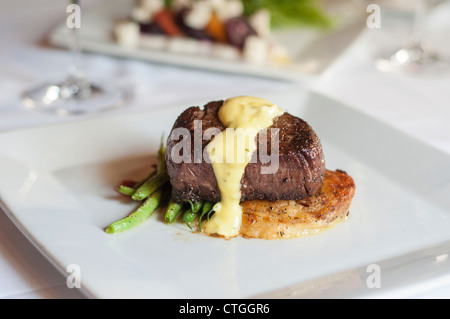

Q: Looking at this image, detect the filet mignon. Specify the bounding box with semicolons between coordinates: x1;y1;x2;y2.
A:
165;100;326;203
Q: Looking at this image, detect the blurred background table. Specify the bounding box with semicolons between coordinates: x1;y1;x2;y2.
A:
0;0;449;298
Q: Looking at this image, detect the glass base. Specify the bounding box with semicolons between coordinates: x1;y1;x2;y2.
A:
22;77;129;115
375;43;450;76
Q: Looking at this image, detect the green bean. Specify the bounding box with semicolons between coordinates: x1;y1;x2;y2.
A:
164;199;184;224
184;199;203;213
106;187;164;234
131;171;169;201
130;141;168;201
116;140;164;198
134;170;156;189
116;185;136;196
115;168;157;198
182;200;204;229
182;210;199;228
198;201;215;231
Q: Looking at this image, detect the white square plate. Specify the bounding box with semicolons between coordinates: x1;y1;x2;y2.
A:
49;0;366;82
1;89;450;299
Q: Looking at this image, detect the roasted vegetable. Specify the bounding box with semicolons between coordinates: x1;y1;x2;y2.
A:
225;16;256;49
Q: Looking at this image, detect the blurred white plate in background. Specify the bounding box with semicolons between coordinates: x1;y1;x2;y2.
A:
49;0;367;82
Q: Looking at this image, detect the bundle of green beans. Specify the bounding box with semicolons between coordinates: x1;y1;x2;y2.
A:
105;141;169;234
105;141;215;234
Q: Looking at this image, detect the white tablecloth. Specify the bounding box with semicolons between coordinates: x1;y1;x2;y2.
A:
1;0;449;299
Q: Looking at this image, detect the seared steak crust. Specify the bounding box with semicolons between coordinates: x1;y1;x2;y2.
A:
165;100;326;203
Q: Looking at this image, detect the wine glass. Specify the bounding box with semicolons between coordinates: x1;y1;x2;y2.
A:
374;0;449;75
22;0;129;115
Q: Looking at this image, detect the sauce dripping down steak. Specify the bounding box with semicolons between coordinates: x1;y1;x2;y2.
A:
165;100;326;203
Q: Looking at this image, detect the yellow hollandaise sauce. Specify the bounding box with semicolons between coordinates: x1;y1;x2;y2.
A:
203;96;284;238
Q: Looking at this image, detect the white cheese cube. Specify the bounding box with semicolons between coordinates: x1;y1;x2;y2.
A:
210;0;226;11
114;20;140;48
248;9;271;38
130;6;152;24
140;0;164;13
216;0;243;21
242;35;269;65
184;0;213;30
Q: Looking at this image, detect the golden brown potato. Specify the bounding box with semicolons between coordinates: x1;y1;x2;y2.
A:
239;170;356;239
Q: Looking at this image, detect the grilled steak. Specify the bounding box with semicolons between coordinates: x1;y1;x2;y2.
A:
165;100;326;203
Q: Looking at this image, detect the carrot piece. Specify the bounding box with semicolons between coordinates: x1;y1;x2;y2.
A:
205;13;228;43
153;9;183;36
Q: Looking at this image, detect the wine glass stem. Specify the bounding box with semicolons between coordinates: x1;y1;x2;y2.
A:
68;0;84;81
